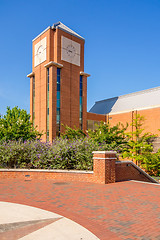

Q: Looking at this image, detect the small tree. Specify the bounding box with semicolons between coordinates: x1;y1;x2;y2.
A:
88;121;128;151
61;125;86;140
122;114;155;165
0;106;42;141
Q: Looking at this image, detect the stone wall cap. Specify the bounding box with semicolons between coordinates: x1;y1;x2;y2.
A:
0;169;93;174
44;61;63;68
80;71;90;77
27;72;35;78
92;151;117;154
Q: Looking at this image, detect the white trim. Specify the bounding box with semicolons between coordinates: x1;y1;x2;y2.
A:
44;61;63;68
32;26;51;42
108;104;160;115
93;157;117;160
0;169;93;174
27;72;34;78
80;71;90;77
92;151;117;154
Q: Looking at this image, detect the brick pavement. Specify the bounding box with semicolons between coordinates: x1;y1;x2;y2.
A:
0;179;160;240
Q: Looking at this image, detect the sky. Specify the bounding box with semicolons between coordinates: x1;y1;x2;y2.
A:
0;0;160;116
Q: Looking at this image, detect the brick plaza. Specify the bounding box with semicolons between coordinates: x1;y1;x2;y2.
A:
0;179;160;239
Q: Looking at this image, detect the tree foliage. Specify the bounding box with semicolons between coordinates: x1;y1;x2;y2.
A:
61;125;86;139
87;121;128;151
121;114;156;164
0;106;42;141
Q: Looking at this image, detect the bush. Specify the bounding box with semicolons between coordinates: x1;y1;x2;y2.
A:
0;138;111;170
141;152;160;176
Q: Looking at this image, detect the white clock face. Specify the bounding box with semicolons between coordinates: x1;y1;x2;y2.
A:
61;36;80;66
34;37;46;67
66;45;76;57
37;45;43;59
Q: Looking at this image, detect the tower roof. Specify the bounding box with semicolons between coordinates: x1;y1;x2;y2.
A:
33;22;85;42
52;22;85;41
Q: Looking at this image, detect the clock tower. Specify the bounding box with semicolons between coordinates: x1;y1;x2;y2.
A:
27;22;90;141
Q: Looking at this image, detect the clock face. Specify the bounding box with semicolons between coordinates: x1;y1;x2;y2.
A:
34;37;46;67
37;45;43;59
66;45;76;57
61;36;80;66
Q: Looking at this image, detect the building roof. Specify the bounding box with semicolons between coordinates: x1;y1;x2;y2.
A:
89;86;160;115
33;22;85;42
52;22;85;41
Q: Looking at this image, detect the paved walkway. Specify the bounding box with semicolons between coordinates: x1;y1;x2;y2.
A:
0;201;99;239
0;179;160;240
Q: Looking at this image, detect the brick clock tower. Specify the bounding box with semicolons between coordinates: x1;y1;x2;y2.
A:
27;22;90;141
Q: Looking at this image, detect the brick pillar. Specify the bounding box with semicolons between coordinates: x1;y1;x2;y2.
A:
93;151;117;184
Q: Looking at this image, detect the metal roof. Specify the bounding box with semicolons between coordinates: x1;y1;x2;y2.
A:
33;22;85;42
89;86;160;115
52;22;85;41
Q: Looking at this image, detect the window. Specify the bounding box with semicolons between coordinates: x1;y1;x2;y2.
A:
56;68;61;136
47;68;49;141
33;76;35;126
79;75;83;129
87;120;101;131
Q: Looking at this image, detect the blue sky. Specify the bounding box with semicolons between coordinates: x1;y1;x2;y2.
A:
0;0;160;116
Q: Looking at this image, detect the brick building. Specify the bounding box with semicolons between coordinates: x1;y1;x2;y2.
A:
89;87;160;136
27;22;90;141
27;22;160;141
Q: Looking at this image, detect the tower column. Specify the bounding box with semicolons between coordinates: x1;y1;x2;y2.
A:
27;72;35;123
44;61;63;141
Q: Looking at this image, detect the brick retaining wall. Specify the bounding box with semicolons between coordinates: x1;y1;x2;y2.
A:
0;151;158;184
0;151;117;184
115;161;157;183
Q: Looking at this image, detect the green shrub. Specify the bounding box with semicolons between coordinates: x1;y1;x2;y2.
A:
141;152;160;176
0;138;110;170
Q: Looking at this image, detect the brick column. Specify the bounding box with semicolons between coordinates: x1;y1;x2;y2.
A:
49;65;57;141
93;151;117;184
30;76;33;122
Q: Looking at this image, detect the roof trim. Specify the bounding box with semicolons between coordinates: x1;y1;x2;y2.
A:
52;21;85;41
108;104;160;115
95;86;160;104
32;26;51;42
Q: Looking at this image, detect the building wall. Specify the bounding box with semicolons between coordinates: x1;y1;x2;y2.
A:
32;29;51;141
87;108;160;136
87;112;106;131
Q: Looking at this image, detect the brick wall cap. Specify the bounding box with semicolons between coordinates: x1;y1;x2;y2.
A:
116;161;132;164
93;151;117;154
0;169;93;174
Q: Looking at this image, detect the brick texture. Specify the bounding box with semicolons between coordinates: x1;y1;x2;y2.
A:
115;161;155;183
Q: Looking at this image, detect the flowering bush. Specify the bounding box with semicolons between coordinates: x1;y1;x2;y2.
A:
0;138;110;170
